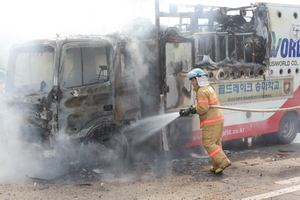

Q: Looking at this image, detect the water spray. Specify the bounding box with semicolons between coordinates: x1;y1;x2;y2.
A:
124;112;179;143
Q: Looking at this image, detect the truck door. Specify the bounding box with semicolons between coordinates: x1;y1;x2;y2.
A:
114;45;141;121
161;31;196;110
59;42;114;136
159;29;196;151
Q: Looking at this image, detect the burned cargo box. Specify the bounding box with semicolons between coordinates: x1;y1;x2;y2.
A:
192;4;268;80
154;2;273;154
195;56;266;80
156;3;270;112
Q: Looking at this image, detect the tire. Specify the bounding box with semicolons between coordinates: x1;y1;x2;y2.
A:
79;125;129;175
262;112;298;144
276;112;298;144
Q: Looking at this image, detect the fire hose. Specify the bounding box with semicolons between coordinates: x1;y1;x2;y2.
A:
179;105;300;116
210;105;300;112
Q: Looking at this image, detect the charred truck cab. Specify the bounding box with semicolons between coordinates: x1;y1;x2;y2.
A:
5;35;144;171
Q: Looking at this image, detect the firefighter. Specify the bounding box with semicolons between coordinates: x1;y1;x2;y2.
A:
187;68;231;173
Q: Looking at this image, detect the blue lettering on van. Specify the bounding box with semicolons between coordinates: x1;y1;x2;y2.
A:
218;81;279;95
270;31;300;58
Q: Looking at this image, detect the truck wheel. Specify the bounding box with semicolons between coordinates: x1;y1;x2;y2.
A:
276;112;298;144
261;112;298;144
80;125;129;175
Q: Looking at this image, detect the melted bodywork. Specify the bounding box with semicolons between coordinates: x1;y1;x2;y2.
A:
158;3;270;112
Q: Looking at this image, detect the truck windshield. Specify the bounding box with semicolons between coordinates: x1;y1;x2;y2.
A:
10;46;54;94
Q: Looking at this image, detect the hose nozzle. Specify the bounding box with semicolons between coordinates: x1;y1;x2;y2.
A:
179;109;190;116
179;107;196;117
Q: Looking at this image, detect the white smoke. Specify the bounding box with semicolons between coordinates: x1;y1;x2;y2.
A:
1;0;291;183
0;0;156;71
0;101;44;183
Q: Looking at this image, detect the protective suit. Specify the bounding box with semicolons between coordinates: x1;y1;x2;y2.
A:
193;76;231;173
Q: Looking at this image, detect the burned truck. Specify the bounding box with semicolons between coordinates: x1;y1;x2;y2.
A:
3;2;300;174
2;34;161;173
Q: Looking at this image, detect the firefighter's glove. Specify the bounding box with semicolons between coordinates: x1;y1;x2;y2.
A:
189;106;196;114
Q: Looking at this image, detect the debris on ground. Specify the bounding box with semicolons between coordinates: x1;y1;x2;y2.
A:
277;153;290;157
75;183;93;187
278;150;295;153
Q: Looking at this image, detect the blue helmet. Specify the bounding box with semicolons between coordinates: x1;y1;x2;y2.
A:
187;68;206;80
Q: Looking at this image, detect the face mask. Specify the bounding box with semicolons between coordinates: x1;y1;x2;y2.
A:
196;76;209;87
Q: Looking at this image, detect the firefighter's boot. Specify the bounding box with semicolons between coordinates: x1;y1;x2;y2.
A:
215;160;231;174
210;166;218;172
